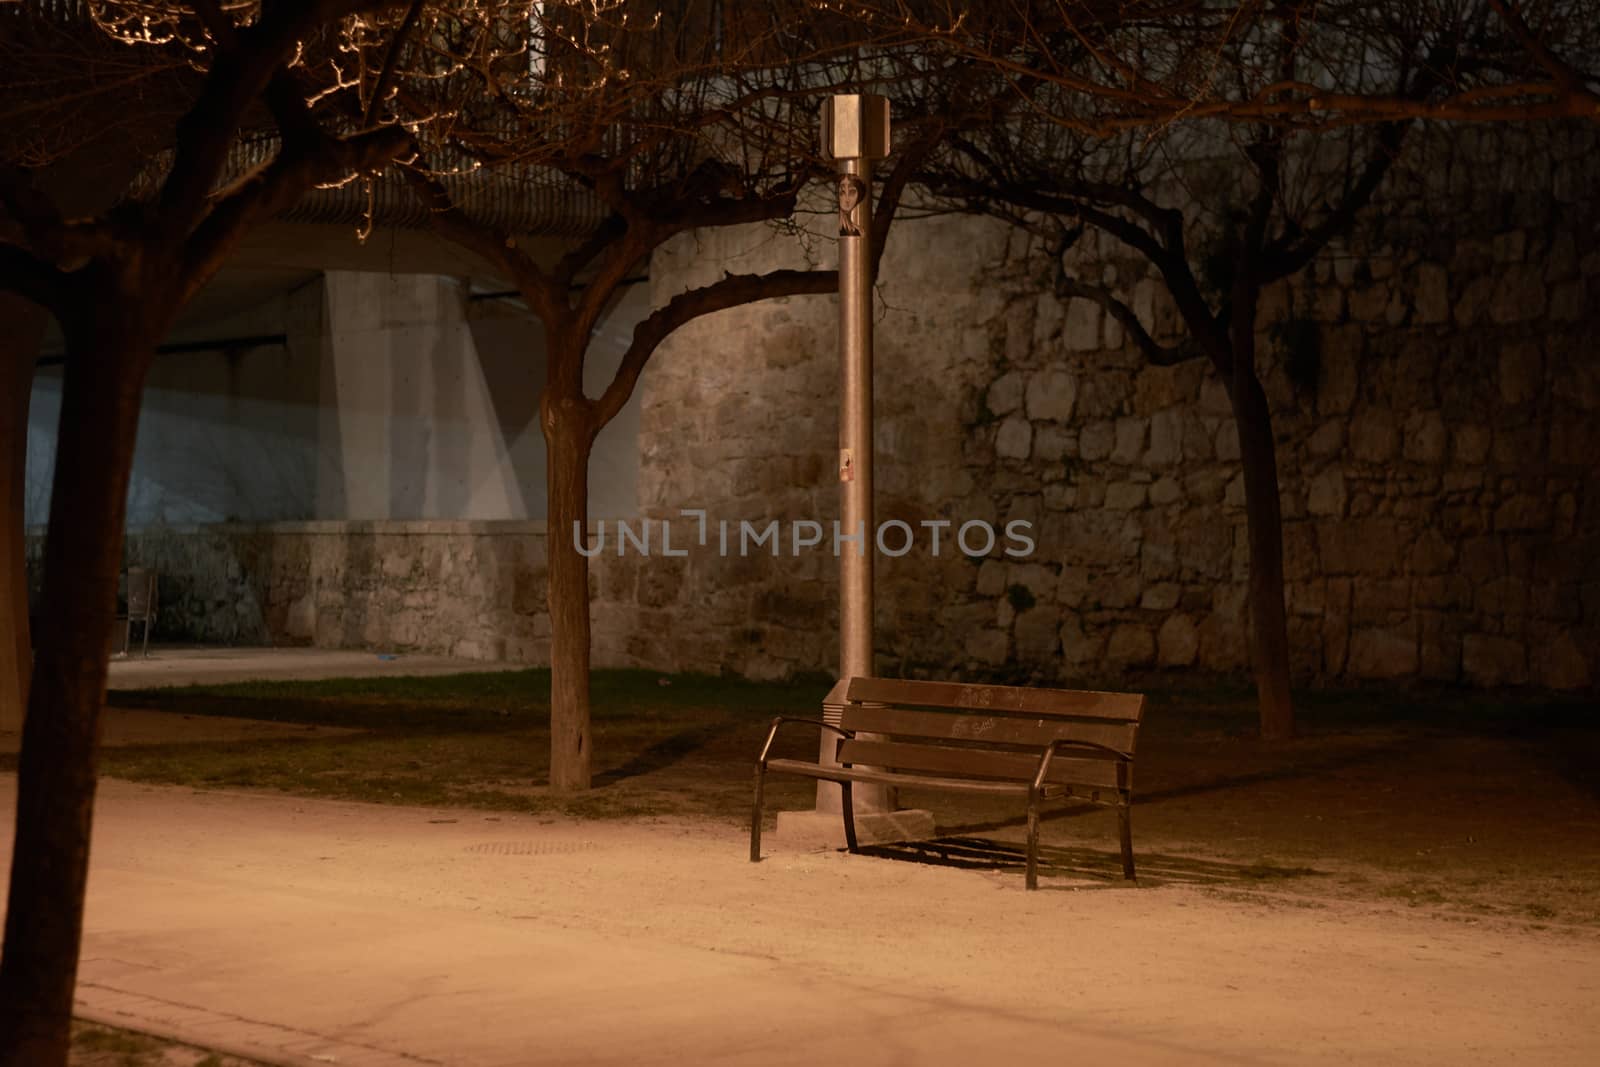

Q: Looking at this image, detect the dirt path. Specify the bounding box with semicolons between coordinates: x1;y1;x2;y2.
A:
3;778;1593;1065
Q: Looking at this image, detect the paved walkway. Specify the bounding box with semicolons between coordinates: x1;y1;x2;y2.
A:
105;647;510;690
3;648;474;752
1;780;1595;1066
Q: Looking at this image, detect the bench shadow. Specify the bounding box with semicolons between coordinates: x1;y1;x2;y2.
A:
855;836;1325;890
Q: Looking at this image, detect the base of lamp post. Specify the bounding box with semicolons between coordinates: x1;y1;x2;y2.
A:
771;808;937;852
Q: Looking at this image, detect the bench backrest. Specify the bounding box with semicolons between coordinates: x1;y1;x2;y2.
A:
836;677;1145;789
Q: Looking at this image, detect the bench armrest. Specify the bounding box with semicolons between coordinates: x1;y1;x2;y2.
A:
1031;738;1132;794
758;717;854;765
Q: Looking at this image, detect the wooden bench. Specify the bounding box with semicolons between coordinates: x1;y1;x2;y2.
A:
750;677;1146;889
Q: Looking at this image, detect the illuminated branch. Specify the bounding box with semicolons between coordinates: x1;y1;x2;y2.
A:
592;266;837;428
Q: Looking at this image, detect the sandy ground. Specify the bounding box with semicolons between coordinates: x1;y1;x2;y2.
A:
2;778;1595;1066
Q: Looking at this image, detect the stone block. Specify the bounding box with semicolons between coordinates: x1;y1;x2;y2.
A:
1530;631;1592;689
1059;615;1103;666
1063;297;1101;350
985;371;1025;415
1408;529;1454;574
1033;293;1064;347
1146;410;1182;466
1014;606;1062;660
1349;284;1390;322
1306;469;1347;517
1214;422;1241;462
1462;633;1527;686
1079;421;1115;460
1352;578;1412;625
965;628;1009;666
1034;425;1073;462
1140;583;1181;611
1492;229;1526;263
1317;331;1363;415
1197;611;1248;670
1307;421;1344;457
1414;263;1449;324
1452;424;1491;465
1319;519;1404;575
1549;281;1586;322
1402;411;1448;464
1056;566;1090;607
1497;341;1543;406
1489;265;1547;324
1494;495;1552;532
1347;625;1418;678
995;416;1033;459
1417;612;1463;680
1156;614;1199;666
1104;482;1148;510
1149;476;1182;506
1106;624;1156;667
1025;369;1078;421
1112;417;1148;464
1349;411;1400;462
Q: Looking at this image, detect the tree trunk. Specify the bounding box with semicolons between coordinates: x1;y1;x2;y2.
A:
1227;291;1294;741
0;297;156;1066
542;375;596;794
0;295;48;735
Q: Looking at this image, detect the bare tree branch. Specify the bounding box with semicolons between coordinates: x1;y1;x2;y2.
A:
1055;273;1204;367
592;266;836;429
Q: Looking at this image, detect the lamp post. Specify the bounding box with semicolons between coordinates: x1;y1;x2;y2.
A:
818;94;891;817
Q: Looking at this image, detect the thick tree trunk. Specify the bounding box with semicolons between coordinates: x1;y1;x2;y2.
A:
0;295;48;734
1227;291;1294;741
0;299;156;1066
542;378;596;794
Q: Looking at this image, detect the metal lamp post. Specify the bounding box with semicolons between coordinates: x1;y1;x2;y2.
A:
818;94;891;817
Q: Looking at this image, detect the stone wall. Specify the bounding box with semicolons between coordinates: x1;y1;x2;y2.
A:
619;125;1600;690
28;522;559;664
41;127;1598;692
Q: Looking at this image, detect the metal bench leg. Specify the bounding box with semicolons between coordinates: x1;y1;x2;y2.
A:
1025;792;1041;891
840;780;859;853
1118;800;1136;882
750;764;766;862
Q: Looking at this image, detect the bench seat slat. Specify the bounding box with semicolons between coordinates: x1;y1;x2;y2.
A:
845;678;1144;722
839;706;1137;755
836;740;1123;791
763;759;1107;801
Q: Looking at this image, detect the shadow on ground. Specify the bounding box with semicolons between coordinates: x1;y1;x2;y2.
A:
858;836;1326;889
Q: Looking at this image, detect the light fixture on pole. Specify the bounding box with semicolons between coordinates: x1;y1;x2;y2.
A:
817;94;891;818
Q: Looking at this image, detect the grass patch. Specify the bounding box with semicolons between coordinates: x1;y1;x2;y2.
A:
70;1022;260;1066
73;1025;161;1062
91;669;830;819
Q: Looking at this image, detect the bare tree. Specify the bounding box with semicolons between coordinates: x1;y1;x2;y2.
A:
828;0;1600;130
0;0;194;747
0;3;441;1060
868;1;1556;737
391;0;943;791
